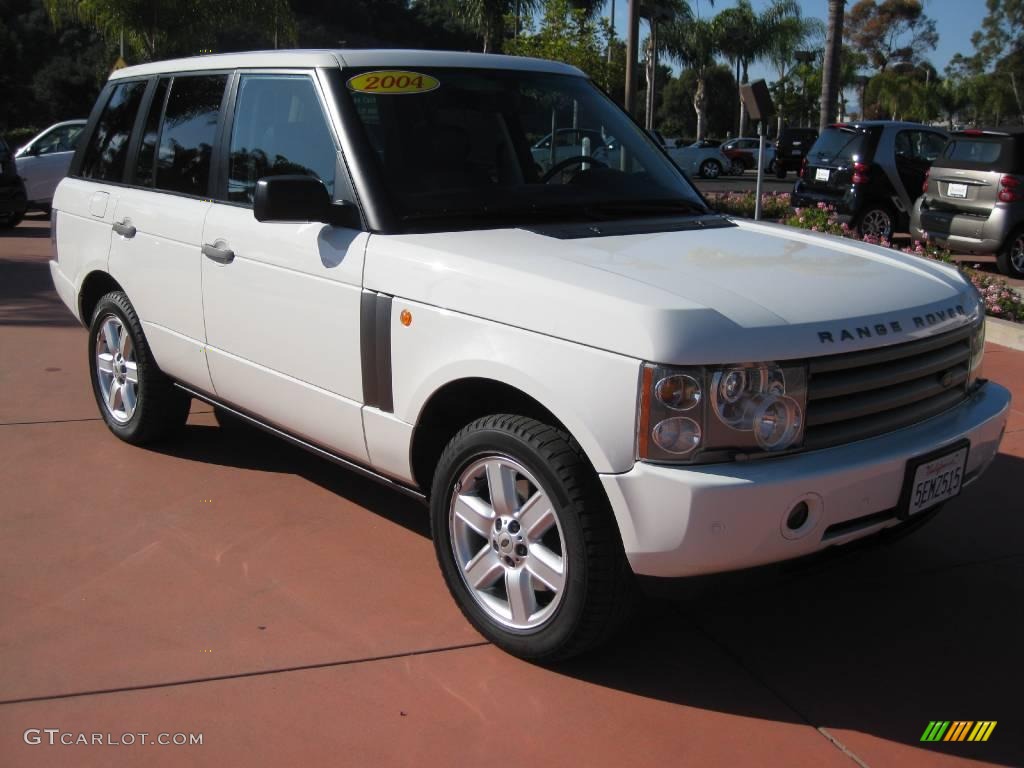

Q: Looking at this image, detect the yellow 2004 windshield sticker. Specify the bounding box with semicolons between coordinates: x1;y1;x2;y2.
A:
347;71;439;95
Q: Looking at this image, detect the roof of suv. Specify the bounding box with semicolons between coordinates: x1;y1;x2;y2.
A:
109;48;585;80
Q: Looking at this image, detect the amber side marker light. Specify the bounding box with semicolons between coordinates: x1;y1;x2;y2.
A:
637;365;653;458
400;309;412;326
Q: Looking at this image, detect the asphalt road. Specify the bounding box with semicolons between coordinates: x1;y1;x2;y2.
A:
2;215;1023;767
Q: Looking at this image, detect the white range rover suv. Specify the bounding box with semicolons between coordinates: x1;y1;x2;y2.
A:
50;50;1010;661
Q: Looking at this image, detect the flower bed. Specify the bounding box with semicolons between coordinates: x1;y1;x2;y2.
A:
707;193;1024;323
706;191;792;220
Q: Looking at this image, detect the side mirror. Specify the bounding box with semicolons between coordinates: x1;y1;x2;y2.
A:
253;175;361;228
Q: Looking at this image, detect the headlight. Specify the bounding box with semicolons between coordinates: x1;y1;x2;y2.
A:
638;361;808;464
968;317;985;389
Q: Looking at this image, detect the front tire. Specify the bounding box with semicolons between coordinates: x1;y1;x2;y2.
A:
88;291;190;444
430;415;634;662
997;227;1024;279
699;159;722;179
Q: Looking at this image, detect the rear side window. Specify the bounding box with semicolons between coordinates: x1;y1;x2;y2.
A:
156;74;227;196
808;128;871;164
227;74;337;204
135;77;170;187
941;137;1017;172
80;80;146;182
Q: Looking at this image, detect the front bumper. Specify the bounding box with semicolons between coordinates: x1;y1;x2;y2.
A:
600;381;1010;577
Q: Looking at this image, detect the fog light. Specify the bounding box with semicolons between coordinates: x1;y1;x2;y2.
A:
786;501;810;531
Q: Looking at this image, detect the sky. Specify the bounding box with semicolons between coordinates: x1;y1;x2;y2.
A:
602;0;989;83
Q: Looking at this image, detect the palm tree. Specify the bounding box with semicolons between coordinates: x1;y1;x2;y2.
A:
765;11;824;132
662;16;720;140
642;0;693;129
818;0;845;131
453;0;540;53
715;0;801;136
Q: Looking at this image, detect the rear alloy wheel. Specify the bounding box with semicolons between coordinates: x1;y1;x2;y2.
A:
729;159;745;176
997;229;1024;279
857;205;894;240
88;291;190;444
700;159;722;179
430;415;634;661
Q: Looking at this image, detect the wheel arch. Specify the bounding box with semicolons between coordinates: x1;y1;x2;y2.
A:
410;376;588;497
79;270;125;325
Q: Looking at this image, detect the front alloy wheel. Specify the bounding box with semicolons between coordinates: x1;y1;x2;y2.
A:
700;159;721;179
450;456;567;630
431;415;634;661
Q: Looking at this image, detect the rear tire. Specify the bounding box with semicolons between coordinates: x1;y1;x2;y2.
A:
430;415;634;662
88;291;190;444
996;227;1024;279
856;204;895;240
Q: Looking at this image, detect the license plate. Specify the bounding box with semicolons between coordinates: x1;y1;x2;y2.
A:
900;442;969;518
947;182;968;198
791;149;801;155
815;168;830;182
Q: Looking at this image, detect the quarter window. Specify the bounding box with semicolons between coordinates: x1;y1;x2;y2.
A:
155;74;227;197
228;75;337;204
80;81;146;182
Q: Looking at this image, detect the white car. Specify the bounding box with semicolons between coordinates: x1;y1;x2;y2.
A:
50;50;1010;661
15;120;87;212
665;140;732;179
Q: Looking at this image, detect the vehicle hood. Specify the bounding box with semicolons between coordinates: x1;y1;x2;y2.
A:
364;219;981;364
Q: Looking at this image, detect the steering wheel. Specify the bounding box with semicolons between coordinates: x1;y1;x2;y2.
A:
541;155;608;183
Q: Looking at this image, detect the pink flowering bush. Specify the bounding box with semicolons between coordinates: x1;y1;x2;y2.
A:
707;191;792;220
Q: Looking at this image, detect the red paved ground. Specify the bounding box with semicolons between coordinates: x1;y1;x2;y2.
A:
1;216;1022;767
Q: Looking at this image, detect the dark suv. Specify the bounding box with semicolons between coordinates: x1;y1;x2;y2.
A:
0;136;28;228
911;128;1024;278
773;127;817;178
791;121;947;239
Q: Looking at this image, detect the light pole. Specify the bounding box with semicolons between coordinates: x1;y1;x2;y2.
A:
625;0;640;116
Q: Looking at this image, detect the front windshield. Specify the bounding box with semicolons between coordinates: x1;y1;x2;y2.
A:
341;67;706;228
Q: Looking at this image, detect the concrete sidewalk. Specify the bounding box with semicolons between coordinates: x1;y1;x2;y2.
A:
1;217;1022;767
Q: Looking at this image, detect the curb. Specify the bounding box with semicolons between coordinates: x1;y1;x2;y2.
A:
986;316;1024;352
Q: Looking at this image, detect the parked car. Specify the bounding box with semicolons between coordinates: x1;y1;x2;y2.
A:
721;136;775;175
0;136;28;228
530;127;620;173
665;140;731;178
14;120;87;213
911;128;1024;278
50;50;1008;662
791;121;948;239
774;127;818;178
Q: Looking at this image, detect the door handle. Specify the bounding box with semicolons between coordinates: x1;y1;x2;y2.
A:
112;221;136;238
202;242;235;264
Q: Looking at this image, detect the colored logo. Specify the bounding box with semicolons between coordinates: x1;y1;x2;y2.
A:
921;721;997;742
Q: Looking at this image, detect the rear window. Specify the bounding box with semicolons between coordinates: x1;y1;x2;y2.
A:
807;127;873;164
940;136;1018;172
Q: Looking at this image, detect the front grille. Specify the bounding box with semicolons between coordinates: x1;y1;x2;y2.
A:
804;325;973;451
